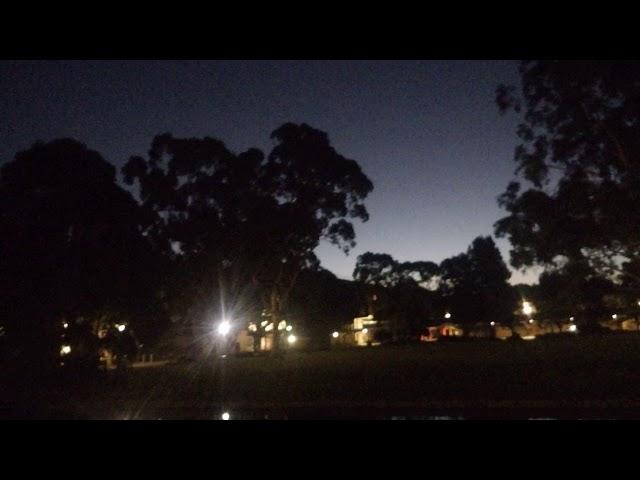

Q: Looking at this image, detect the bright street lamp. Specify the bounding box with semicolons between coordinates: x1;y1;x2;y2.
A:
217;320;231;336
522;301;534;316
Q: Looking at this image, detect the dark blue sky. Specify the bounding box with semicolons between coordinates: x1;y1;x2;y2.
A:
0;60;539;284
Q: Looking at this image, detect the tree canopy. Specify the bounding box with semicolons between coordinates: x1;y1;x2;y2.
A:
353;252;439;289
0;139;161;356
439;236;515;325
495;61;640;290
123;123;374;347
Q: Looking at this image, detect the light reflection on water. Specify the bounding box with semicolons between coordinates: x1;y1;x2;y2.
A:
115;410;560;420
127;412;467;420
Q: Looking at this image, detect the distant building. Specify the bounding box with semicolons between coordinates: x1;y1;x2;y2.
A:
599;315;640;332
420;323;464;342
331;314;391;348
467;323;492;339
621;318;640;331
233;319;307;354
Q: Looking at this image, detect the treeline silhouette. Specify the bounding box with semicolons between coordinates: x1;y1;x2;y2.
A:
0;124;376;371
2;61;640;374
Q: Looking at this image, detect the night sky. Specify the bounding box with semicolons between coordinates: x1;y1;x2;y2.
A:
0;60;539;284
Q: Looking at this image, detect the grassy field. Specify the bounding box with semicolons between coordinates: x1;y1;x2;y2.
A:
4;332;640;419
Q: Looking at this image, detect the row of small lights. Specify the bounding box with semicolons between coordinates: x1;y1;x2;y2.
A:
330;302;582;338
331;329;368;339
62;321;126;332
472;301;572;327
60;321;127;357
609;299;640;320
217;319;297;344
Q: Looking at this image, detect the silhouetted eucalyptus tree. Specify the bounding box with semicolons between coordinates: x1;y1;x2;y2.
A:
495;61;640;294
124;123;373;351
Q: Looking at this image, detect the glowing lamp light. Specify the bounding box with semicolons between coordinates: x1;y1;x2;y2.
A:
522;301;534;316
332;331;339;338
60;345;71;356
568;324;577;333
286;325;293;332
221;412;230;421
116;324;126;332
217;320;231;336
265;323;274;332
287;334;297;344
569;317;574;322
528;319;534;324
362;328;368;334
612;314;618;319
62;322;69;329
490;321;495;326
522;335;536;341
444;312;451;319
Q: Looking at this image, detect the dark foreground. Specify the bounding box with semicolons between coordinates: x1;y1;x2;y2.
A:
3;333;640;419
